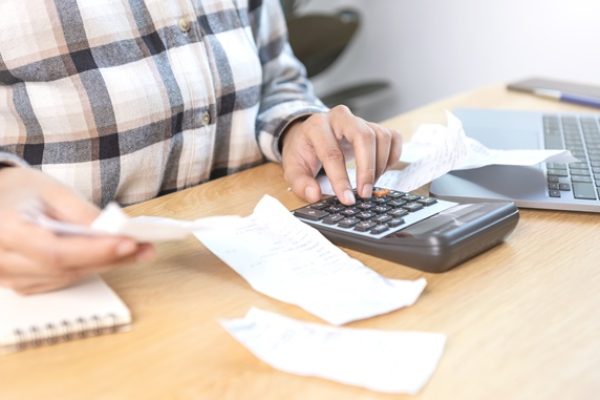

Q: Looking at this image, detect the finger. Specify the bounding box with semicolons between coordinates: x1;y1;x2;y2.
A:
330;106;376;199
6;275;87;295
0;249;58;278
281;133;323;203
43;187;101;225
0;250;87;293
306;115;355;205
367;123;392;179
387;128;404;169
284;162;323;203
48;235;141;270
1;217;140;270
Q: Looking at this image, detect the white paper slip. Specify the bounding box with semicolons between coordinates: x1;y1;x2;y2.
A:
222;308;446;395
194;195;427;325
456;136;578;170
32;203;215;242
319;111;576;193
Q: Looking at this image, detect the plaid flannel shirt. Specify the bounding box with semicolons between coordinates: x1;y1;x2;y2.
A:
0;0;326;206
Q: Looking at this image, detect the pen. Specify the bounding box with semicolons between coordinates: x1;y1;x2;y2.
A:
533;88;600;109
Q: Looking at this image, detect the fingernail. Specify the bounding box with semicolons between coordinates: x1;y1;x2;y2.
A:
116;240;136;257
361;183;373;198
343;189;356;205
305;186;319;202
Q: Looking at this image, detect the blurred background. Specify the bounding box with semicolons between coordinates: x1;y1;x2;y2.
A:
283;0;600;122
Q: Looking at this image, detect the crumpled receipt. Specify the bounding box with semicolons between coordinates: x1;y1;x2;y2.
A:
195;195;427;325
222;308;446;394
319;112;577;193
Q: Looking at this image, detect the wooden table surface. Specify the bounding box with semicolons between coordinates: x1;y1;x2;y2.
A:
2;84;599;400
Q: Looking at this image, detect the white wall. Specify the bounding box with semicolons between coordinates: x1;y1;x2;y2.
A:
301;0;600;121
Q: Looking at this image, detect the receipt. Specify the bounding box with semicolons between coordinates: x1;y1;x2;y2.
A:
33;203;216;242
195;195;426;325
319;112;576;193
222;308;446;394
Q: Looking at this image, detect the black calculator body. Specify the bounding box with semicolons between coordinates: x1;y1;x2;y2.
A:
293;188;519;273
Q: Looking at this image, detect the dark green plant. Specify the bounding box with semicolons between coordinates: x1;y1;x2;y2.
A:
281;0;390;111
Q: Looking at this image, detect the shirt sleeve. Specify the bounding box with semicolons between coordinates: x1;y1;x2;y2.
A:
250;0;329;162
0;152;29;168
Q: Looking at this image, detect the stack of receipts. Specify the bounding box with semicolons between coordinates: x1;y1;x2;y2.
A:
319;111;577;193
35;195;445;394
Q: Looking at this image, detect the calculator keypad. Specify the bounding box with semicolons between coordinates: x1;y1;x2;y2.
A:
293;188;458;239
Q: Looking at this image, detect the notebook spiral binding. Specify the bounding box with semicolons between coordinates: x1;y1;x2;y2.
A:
11;313;119;351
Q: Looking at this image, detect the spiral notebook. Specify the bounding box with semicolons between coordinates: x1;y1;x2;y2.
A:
0;275;131;354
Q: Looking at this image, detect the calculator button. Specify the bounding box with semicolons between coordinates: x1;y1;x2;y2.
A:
389;191;405;199
309;201;330;210
341;208;359;217
354;221;377;232
326;205;345;213
293;207;329;221
547;176;560;183
373;197;388;204
356;211;376;220
402;194;421;202
418;197;437;206
338;217;360;228
322;214;344;225
402;202;424;212
373;205;391;214
388;199;407;208
390;208;408;218
548;183;560;190
388;218;405;228
372;188;391;197
357;202;375;210
373;214;392;224
559;183;571;191
370;224;390;235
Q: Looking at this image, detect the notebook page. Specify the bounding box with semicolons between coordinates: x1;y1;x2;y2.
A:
0;275;131;350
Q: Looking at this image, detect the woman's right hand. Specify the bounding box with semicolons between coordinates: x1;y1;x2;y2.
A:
0;167;154;294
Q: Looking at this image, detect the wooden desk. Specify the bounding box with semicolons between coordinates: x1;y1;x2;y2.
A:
2;85;599;400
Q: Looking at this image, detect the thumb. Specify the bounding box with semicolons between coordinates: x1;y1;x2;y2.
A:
283;160;322;203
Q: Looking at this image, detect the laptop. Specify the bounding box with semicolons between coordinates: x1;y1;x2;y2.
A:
429;108;600;212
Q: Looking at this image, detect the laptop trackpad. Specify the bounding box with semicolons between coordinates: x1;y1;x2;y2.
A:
431;165;547;201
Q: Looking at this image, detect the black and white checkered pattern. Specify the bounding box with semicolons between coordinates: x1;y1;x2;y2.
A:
0;0;326;206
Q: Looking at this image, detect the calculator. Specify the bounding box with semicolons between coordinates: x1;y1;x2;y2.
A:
292;188;519;272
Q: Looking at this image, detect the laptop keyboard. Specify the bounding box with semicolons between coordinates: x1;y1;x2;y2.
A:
543;115;600;200
293;188;457;239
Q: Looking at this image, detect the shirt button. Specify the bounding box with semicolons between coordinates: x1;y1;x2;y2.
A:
201;112;211;126
178;18;191;33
